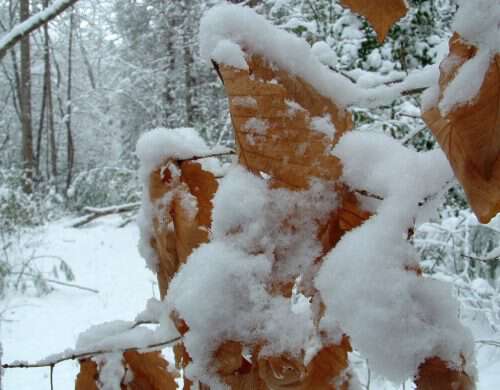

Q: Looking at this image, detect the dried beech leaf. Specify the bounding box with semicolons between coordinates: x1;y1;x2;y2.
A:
257;337;352;390
75;359;99;390
213;342;265;389
319;187;372;253
416;357;474;390
149;161;218;297
340;0;408;43
76;353;177;390
123;351;178;390
173;161;218;263
218;55;352;190
215;341;244;376
423;34;500;223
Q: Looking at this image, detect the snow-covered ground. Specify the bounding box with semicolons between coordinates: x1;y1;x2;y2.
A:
1;215;157;389
1;215;499;389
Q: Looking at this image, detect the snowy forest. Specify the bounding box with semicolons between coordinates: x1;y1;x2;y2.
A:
0;0;499;389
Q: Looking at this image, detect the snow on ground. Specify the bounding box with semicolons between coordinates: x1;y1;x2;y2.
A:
0;215;499;389
1;215;157;389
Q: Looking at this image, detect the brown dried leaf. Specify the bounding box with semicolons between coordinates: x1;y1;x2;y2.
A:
319;187;372;254
149;161;218;297
416;357;474;390
340;0;408;43
173;161;218;263
257;337;352;390
76;353;177;390
75;359;99;390
214;342;266;390
123;351;178;390
423;34;500;223
218;55;352;190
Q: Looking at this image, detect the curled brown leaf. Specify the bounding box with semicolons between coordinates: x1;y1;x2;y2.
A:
423;34;500;223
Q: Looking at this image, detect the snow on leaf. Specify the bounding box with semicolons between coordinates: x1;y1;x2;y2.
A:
339;0;408;43
214;341;265;389
75;359;98;390
123;351;178;390
217;54;352;189
423;34;500;223
75;352;178;390
149;161;218;297
257;338;352;390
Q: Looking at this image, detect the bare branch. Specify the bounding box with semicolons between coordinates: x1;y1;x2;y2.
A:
0;0;80;61
10;272;99;293
475;339;500;348
70;202;141;228
1;336;182;370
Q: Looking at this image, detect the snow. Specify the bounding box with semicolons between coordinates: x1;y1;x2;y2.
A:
200;3;440;109
166;240;319;387
438;0;500;114
95;353;124;390
0;0;77;56
0;216;163;389
439;49;491;115
453;0;500;53
0;342;3;389
211;39;248;70
0;206;498;389
244;118;268;135
310;114;336;139
311;41;337;68
165;165;339;385
231;96;257;108
135;127;211;182
316;132;476;383
136;127;229;271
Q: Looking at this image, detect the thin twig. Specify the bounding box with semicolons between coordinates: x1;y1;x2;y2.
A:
475;339;500;348
2;336;182;369
355;189;383;201
70;203;141;228
50;364;54;390
178;150;235;162
401;126;428;145
10;272;99;294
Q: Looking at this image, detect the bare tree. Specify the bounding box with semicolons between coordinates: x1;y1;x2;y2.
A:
64;7;75;192
19;0;33;193
0;0;80;61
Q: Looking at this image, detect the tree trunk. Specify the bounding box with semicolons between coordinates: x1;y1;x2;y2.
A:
42;0;57;181
65;8;75;193
19;0;34;193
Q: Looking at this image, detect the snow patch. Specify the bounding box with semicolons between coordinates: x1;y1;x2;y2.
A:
316;132;475;383
311;114;336;139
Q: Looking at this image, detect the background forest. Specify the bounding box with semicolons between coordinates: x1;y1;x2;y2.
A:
0;0;499;389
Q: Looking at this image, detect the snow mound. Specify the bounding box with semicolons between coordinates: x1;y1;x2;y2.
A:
316;132;476;383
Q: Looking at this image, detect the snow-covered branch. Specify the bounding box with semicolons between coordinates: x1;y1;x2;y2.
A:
1;335;181;370
0;0;80;61
70;202;141;228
